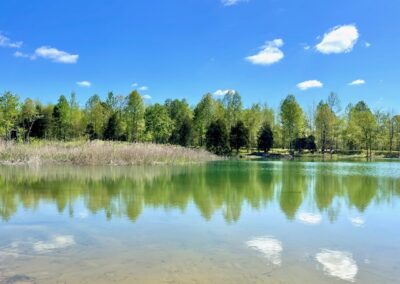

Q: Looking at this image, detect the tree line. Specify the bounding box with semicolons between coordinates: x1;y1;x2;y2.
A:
0;90;399;156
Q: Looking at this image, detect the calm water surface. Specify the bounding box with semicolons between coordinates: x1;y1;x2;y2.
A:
0;161;399;283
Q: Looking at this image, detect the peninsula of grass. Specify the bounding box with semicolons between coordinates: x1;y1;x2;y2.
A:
0;140;221;166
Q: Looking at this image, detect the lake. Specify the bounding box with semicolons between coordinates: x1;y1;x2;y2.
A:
0;161;399;283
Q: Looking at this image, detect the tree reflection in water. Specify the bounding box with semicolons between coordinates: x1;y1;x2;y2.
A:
0;162;399;223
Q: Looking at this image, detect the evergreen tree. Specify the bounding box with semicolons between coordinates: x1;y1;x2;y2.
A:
229;121;249;153
206;119;230;156
103;113;119;140
258;123;274;153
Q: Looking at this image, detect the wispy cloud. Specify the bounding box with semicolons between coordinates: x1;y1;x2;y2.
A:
365;42;371;48
34;46;79;64
297;80;323;90
131;83;139;87
0;32;23;48
348;79;365;86
76;81;91;87
142;94;152;100
14;51;34;59
138;86;148;91
316;25;359;54
246;39;284;65
213;89;236;96
222;0;247;6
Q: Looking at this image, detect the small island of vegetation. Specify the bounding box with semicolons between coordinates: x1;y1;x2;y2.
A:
0;90;399;165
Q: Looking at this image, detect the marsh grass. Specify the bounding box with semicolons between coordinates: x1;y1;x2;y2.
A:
0;140;221;166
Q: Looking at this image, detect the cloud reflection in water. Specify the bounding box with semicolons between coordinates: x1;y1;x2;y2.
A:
316;249;358;282
246;236;282;266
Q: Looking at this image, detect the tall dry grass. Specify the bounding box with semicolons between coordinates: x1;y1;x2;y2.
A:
0;140;221;166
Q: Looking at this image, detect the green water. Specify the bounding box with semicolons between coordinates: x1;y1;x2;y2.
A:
0;161;399;283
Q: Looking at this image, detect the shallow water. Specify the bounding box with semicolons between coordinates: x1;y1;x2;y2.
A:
0;161;399;283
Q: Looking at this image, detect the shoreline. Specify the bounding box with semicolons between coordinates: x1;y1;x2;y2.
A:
242;151;400;162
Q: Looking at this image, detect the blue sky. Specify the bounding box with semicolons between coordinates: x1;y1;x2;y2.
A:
0;0;399;112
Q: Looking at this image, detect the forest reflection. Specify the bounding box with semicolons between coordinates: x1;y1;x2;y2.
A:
0;162;399;223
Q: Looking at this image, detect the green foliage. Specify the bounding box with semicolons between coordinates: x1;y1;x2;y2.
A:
347;101;377;156
145;104;173;143
165;99;192;145
52;95;71;140
0;91;19;140
0;89;398;158
103;113;120;140
206;119;230;156
229;120;249;153
124;91;145;142
85;95;108;140
176;117;193;147
293;135;317;153
257;123;274;153
222;91;242;130
280;95;304;149
193;94;216;146
315;101;336;152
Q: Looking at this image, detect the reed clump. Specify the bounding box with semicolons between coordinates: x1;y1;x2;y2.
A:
0;140;221;166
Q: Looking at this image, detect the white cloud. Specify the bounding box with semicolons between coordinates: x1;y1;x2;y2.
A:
138;86;148;91
297;80;323;90
348;79;365;86
365;42;371;48
246;39;284;65
142;94;152;100
222;0;247;6
246;236;282;266
76;81;91;87
304;45;311;50
131;83;139;87
33;235;75;253
14;51;34;59
297;212;322;225
213;89;236;96
34;46;79;64
316;249;358;282
0;32;22;48
316;25;359;54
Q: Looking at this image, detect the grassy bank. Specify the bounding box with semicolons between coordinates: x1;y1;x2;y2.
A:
241;148;400;161
0;140;221;166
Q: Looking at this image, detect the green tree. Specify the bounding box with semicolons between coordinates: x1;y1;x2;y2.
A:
30;104;53;139
258;123;274;153
222;91;242;130
103;113;119;140
124;91;145;142
280;95;304;150
165;99;192;145
69;93;85;139
145;104;173;143
206;119;230;155
315;101;336;155
0;91;19;140
348;101;377;157
176;117;193;146
243;104;263;149
229;121;249;153
53;95;71;140
85;95;108;140
20;98;41;142
193;94;215;146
